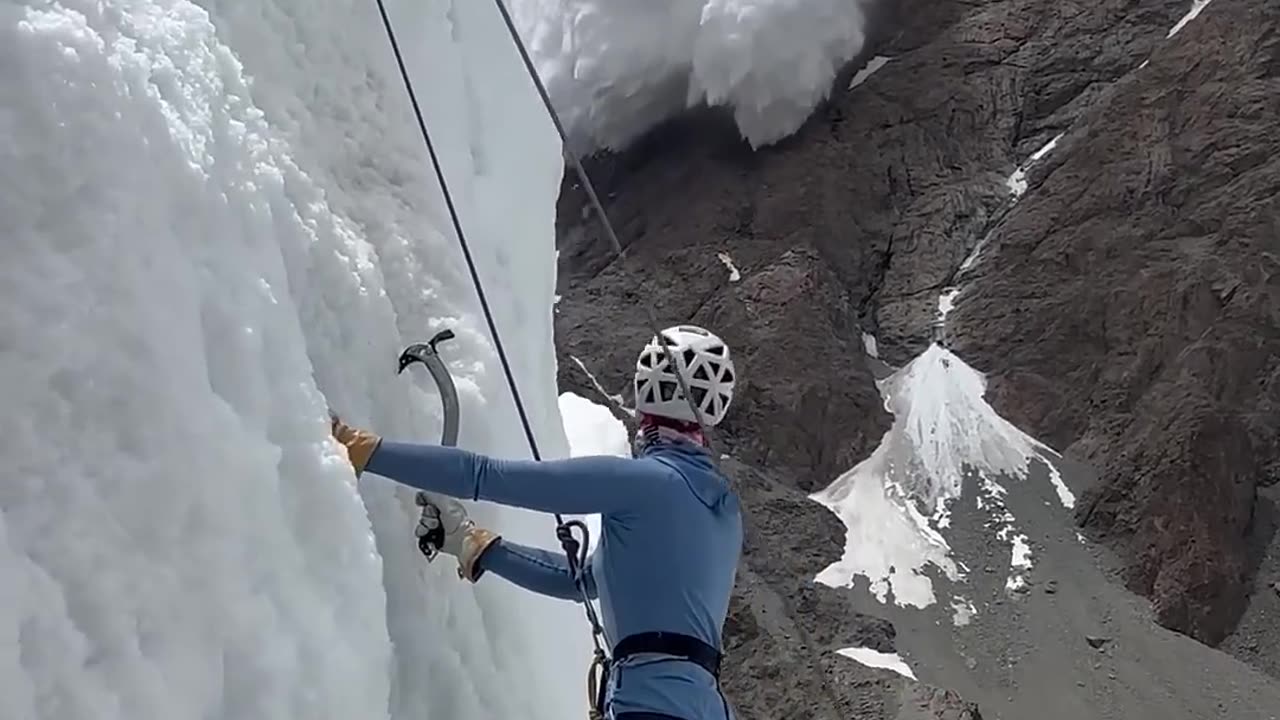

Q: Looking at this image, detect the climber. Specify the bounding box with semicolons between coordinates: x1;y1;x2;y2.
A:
331;325;741;720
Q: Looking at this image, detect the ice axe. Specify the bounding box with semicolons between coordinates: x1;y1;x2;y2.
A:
397;328;462;560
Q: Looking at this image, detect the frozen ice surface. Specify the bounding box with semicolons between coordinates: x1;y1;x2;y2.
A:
2;1;589;718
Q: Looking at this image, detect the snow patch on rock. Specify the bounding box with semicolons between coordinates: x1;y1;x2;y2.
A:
837;646;918;680
812;344;1073;612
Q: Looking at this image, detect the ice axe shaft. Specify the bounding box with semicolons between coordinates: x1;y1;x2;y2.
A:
397;329;459;447
397;328;462;559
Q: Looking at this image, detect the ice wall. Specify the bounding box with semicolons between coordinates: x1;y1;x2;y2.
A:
1;1;588;718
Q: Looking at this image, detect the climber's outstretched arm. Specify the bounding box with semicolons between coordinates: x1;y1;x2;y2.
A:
476;539;598;602
366;441;662;515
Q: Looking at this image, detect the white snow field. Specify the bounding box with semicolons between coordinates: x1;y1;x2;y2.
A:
559;392;630;460
510;0;874;151
1006;133;1064;199
557;391;630;554
814;109;1084;628
0;1;596;718
837;647;917;681
1169;0;1215;37
811;343;1075;614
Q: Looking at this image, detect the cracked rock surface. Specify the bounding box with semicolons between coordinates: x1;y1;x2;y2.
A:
948;0;1280;650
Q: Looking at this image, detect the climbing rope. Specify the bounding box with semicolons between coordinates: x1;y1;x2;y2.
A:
487;0;721;453
370;0;611;684
372;1;724;716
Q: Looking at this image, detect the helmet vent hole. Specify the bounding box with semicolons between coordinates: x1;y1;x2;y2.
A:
693;365;710;381
659;380;679;402
691;386;709;407
682;348;697;368
721;367;734;383
706;344;726;357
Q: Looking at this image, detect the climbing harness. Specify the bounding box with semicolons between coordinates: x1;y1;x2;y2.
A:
371;1;729;717
606;631;731;720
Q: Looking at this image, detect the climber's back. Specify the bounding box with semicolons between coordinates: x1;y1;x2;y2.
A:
593;433;740;720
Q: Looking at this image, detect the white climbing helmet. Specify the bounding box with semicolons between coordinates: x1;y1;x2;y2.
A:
634;324;736;427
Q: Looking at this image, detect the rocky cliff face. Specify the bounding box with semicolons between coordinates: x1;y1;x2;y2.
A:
948;0;1280;649
551;0;1280;717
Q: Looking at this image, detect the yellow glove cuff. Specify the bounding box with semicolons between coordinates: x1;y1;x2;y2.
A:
331;416;382;475
456;526;502;583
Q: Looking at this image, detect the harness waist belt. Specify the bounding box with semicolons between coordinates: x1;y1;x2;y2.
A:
612;632;722;678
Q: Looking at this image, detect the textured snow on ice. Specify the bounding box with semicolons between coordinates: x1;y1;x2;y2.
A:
812;435;963;608
511;0;872;150
935;287;960;341
812;344;1072;609
862;332;880;359
951;596;977;626
972;475;1040;594
959;234;989;274
816;219;1070;610
848;55;891;89
938;288;960;323
1043;453;1076;508
717;251;743;282
560;392;631;459
1006;133;1065;198
1007;171;1029;198
837;647;918;680
1168;0;1214;37
1006;533;1033;593
3;1;588;719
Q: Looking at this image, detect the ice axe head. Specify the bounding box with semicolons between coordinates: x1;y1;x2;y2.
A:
395;327;460;449
397;328;456;374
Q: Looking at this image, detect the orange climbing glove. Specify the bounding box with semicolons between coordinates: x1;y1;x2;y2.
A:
329;412;382;476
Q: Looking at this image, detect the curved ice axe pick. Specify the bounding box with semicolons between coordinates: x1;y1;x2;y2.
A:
397;328;462;560
398;328;460;446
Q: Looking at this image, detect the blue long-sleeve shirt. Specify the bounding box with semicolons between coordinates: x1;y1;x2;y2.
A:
364;438;742;720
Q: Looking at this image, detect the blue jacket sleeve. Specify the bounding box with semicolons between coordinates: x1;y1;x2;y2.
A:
364;441;664;515
477;539;598;602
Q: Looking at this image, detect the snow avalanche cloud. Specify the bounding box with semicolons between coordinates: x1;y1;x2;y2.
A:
512;0;873;150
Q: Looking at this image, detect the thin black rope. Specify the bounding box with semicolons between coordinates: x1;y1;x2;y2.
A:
371;0;540;462
489;0;720;448
488;6;734;718
371;0;607;652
